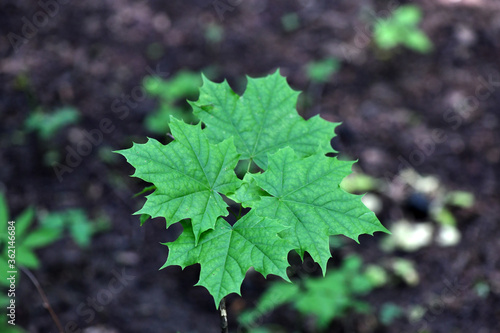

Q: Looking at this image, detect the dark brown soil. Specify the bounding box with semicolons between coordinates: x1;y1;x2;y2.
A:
1;0;499;332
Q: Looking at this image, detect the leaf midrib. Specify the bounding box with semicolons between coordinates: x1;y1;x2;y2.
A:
208;83;253;157
249;81;297;159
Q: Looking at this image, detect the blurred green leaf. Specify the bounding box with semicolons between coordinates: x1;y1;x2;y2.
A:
143;71;202;134
16;246;40;269
41;213;65;229
446;191;475;208
404;30;433;53
241;255;379;330
433;207;456;226
41;209;103;248
393;5;422;25
143;71;201;100
14;207;35;239
364;264;388;288
25;106;80;140
239;282;298;327
0;293;9;306
392;258;419;286
306;57;340;83
373;4;432;54
374;22;400;49
145;106;195;134
23;228;61;249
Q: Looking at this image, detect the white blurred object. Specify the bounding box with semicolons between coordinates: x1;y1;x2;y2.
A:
392;258;420;286
436;225;461;247
362;193;383;214
390;220;433;252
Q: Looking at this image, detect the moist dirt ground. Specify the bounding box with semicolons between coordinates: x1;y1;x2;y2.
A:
1;0;499;332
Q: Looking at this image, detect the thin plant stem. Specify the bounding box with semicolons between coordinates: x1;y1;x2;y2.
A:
220;297;228;333
20;266;64;333
228;207;239;220
237;203;243;220
246;159;253;173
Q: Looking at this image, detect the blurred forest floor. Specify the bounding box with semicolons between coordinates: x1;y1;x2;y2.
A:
1;0;499;332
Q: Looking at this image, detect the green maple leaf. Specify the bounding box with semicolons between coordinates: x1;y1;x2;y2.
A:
116;117;241;243
252;147;389;272
163;211;294;306
190;70;338;169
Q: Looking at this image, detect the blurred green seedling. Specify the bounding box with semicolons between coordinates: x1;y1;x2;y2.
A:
239;255;387;331
373;4;433;53
0;194;39;333
0;195;109;332
25;106;80;140
143;70;202;134
431;190;475;227
305;57;341;83
0;193;61;281
40;209;110;248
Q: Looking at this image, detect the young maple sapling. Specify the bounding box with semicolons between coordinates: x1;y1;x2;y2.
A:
116;70;389;331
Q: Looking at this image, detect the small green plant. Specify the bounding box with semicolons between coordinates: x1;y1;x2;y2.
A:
0;194;61;275
373;4;433;53
305;57;340;83
25;106;80;140
239;255;385;331
40;209;109;248
0;193;61;332
0;196;106;331
143;70;202;134
117;71;388;329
